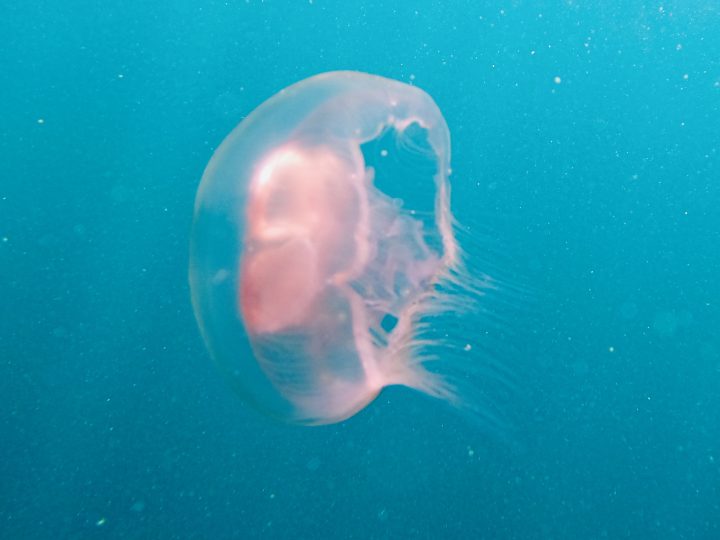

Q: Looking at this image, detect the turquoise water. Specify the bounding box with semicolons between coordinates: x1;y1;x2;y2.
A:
2;1;719;538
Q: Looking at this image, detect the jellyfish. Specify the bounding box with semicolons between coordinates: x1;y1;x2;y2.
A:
190;71;496;425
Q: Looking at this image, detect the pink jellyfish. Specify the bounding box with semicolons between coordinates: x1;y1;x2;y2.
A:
190;71;496;425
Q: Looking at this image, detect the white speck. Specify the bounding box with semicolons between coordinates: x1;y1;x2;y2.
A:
210;268;230;285
37;118;45;124
380;149;388;157
553;76;562;84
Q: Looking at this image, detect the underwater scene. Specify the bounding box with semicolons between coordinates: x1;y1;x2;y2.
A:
2;1;719;539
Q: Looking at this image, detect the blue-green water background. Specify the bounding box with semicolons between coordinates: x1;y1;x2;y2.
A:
2;1;719;538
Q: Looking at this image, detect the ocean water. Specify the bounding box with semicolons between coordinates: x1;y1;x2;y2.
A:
2;1;719;539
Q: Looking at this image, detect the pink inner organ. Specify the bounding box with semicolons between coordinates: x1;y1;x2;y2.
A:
239;142;442;421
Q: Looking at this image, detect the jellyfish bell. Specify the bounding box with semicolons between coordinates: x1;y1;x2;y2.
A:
190;71;501;425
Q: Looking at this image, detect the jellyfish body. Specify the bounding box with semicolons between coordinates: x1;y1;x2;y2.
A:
190;71;486;425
